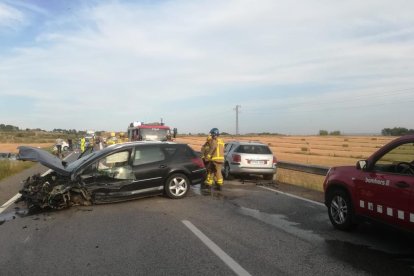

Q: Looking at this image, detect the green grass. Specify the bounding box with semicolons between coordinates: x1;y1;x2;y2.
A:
0;160;34;181
0;130;79;143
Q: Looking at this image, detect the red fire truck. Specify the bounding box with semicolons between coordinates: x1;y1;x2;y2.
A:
127;121;172;142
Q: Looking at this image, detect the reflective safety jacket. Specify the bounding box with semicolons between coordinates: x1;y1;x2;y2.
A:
207;138;224;163
201;135;212;160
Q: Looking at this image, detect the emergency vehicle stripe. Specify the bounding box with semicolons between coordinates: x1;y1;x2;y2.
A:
377;205;383;214
359;200;414;223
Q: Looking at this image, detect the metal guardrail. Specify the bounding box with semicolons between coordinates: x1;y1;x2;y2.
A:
278;161;330;176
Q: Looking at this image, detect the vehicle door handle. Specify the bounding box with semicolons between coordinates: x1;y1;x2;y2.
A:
159;165;167;169
395;182;409;188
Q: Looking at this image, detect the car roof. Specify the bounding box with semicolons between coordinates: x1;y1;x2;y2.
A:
226;140;268;146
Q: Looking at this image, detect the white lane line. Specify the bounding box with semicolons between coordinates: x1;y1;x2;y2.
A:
182;220;252;276
0;152;74;214
259;186;325;207
0;193;22;213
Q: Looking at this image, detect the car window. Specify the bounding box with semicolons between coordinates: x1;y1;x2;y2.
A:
164;146;177;157
81;150;135;180
181;145;197;158
224;143;234;153
374;142;414;174
235;145;272;154
134;146;165;165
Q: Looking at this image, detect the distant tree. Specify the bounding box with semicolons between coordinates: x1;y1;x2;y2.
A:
381;127;414;136
319;130;328;136
329;130;341;136
1;124;19;131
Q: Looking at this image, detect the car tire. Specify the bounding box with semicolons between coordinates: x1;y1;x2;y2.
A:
327;189;355;231
165;173;189;199
263;174;274;180
223;163;233;180
63;146;69;151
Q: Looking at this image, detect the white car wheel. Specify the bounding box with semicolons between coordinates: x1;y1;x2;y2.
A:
165;174;189;199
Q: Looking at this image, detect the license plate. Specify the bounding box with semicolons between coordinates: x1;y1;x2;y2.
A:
250;160;265;165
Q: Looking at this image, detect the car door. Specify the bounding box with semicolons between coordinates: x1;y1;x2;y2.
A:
79;149;137;200
130;144;169;193
224;143;235;161
354;142;414;230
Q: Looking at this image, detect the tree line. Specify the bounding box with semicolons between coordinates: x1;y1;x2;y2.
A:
381;127;414;136
0;123;88;135
0;124;19;131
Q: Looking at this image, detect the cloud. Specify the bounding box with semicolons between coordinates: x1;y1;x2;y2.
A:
0;2;25;29
1;0;414;133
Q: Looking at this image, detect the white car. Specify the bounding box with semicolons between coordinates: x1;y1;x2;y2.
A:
223;141;277;180
54;141;70;152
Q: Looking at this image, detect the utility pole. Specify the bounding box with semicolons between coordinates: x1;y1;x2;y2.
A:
234;105;241;135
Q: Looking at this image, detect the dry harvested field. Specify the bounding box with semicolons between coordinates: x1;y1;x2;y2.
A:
176;135;396;167
0;143;54;153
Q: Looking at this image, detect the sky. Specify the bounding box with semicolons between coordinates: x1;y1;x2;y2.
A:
0;0;414;135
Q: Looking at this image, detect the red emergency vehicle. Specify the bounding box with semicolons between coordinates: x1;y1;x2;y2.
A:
127;121;172;142
323;135;414;232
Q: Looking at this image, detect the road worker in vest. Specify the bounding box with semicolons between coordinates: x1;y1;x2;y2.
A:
204;128;225;190
80;137;86;153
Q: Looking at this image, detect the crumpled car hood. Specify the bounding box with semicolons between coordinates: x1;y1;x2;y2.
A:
17;146;71;176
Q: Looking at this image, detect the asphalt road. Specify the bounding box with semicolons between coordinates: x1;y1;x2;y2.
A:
1;157;414;275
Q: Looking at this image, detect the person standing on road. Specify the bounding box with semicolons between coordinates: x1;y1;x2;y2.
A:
204;128;225;190
201;134;212;166
68;138;73;151
201;134;212;190
80;137;86;153
55;137;64;158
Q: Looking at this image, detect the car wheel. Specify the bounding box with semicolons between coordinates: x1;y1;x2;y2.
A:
165;173;189;199
327;189;355;231
63;146;69;151
223;163;233;180
263;174;274;180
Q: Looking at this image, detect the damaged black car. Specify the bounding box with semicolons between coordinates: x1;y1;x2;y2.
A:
17;142;206;210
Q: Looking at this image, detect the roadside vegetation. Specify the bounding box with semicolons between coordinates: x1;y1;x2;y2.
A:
0;130;77;144
0;127;80;181
0;160;34;181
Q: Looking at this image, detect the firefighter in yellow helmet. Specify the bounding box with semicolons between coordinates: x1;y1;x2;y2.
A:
204;128;225;190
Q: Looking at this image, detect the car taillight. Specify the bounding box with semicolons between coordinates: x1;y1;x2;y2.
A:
232;154;241;163
191;157;205;168
273;156;277;164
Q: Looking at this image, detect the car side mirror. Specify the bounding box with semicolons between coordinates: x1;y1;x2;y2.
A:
356;160;367;171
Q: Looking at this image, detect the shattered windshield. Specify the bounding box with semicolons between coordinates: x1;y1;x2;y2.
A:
66;150;100;171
